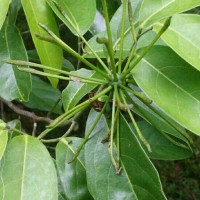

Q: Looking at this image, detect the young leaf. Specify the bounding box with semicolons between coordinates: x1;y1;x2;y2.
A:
62;69;103;111
23;75;62;114
21;0;62;88
130;121;192;160
0;130;8;161
56;137;93;200
47;0;96;36
0;135;58;200
132;46;200;136
0;0;10;30
139;0;200;28
0;24;31;101
154;14;200;72
84;109;166;200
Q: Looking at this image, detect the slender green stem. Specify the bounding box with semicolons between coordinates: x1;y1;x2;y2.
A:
8;127;27;135
38;23;110;79
119;84;152;104
110;91;118;170
5;59;107;84
69;92;112;162
37;86;112;139
116;107;120;167
120;90;152;152
101;0;117;80
128;0;137;43
121;17;171;80
41;121;77;143
18;67;104;85
118;0;127;73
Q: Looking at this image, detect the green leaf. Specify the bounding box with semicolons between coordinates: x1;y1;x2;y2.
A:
47;0;96;36
24;76;62;114
62;69;102;111
130;121;192;160
119;114;166;199
56;137;93;200
0;130;8;161
0;135;58;200
21;0;62;88
0;0;10;30
154;14;200;72
84;109;166;200
139;0;200;28
132;46;200;136
0;24;31;101
9;0;21;24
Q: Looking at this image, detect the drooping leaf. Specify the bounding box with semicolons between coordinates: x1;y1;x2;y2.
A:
130;121;192;160
0;24;31;101
119;114;167;199
154;14;200;72
23;76;62;114
0;130;8;161
139;0;200;28
0;135;58;200
56;137;93;200
132;46;200;136
21;0;62;88
84;109;166;200
0;0;10;30
47;0;96;36
62;69;103;111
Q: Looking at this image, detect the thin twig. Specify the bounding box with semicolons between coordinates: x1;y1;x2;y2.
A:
0;97;52;124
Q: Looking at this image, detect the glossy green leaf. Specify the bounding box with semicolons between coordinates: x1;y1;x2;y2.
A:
0;130;8;161
0;24;31;101
21;0;62;88
130;121;192;160
47;0;96;36
56;137;93;200
139;0;200;28
62;69;102;111
0;0;10;30
154;14;200;72
0;135;58;200
24;76;62;114
132;46;200;135
85;109;166;200
119;114;166;199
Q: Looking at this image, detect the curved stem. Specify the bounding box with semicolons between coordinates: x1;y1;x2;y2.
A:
120;89;152;152
101;0;117;80
38;23;110;79
118;0;127;73
5;59;107;84
69;92;112;162
121;17;171;80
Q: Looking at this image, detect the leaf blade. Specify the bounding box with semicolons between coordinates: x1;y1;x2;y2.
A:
0;0;10;30
132;46;200;135
154;14;200;71
0;135;58;200
0;24;31;101
21;0;62;88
